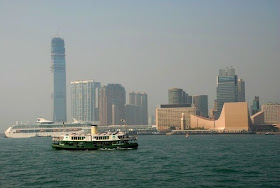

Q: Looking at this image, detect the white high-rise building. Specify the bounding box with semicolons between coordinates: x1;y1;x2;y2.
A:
71;80;100;122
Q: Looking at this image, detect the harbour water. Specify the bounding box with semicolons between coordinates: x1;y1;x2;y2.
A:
0;134;279;187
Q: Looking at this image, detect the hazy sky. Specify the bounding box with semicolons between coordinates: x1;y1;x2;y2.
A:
0;0;279;132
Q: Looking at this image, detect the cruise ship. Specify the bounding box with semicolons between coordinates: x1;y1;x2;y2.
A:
4;118;91;138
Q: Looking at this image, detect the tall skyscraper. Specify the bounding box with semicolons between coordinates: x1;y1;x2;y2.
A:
51;37;67;122
216;67;238;119
168;88;188;104
193;95;208;118
99;84;126;126
128;92;148;125
238;79;245;102
71;80;100;122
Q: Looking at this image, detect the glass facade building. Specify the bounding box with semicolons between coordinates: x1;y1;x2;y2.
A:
216;67;238;119
193;95;209;118
168;88;188;104
71;80;100;122
51;38;67;122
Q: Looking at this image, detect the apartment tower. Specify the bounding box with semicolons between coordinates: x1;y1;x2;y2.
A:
71;80;100;122
128;92;148;125
99;84;126;126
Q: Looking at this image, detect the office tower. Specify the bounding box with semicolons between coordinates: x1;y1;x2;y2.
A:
238;79;245;102
51;37;67;122
99;84;126;126
128;92;148;125
193;95;209;118
168;88;188;104
252;96;260;115
216;67;238;119
261;103;280;124
71;80;100;122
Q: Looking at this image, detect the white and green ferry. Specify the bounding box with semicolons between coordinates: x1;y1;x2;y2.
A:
52;125;138;150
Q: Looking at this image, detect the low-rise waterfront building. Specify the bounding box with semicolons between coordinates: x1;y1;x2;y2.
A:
156;106;196;131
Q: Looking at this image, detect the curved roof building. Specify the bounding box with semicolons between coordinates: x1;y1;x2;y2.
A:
190;102;251;132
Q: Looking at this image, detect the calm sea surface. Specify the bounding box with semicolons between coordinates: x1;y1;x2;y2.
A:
0;134;279;188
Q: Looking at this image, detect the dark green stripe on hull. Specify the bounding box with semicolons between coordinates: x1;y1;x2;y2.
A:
52;143;138;150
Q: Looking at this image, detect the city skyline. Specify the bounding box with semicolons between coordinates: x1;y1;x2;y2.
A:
0;1;280;132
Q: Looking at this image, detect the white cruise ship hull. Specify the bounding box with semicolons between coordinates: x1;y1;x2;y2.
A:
4;129;89;138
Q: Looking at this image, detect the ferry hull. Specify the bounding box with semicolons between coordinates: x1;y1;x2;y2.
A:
52;142;138;150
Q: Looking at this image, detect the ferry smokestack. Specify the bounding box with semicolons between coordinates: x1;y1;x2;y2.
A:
91;125;98;135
